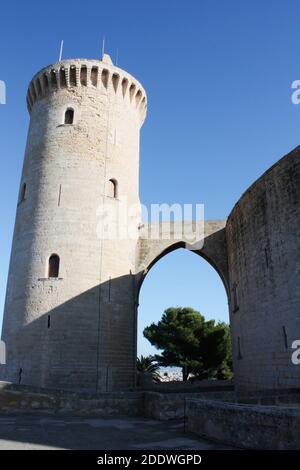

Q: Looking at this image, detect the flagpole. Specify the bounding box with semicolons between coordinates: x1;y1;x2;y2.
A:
102;36;105;57
59;40;64;62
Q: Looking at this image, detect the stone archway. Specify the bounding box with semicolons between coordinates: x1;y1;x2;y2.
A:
135;220;229;292
134;219;231;383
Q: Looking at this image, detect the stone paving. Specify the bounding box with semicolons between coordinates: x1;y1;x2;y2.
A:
0;415;235;450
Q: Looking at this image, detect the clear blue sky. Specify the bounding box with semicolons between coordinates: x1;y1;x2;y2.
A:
0;1;299;356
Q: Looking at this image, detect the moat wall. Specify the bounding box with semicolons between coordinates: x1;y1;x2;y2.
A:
226;146;300;393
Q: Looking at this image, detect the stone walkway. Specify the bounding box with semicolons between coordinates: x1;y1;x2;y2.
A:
0;415;234;450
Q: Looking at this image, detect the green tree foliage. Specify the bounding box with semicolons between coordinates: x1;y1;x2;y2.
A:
136;355;161;382
143;307;233;381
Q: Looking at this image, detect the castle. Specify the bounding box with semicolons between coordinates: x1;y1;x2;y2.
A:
2;54;300;394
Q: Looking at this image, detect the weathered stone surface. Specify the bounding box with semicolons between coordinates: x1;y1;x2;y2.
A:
2;56;146;392
1;382;300;449
144;390;236;421
1;53;300;396
0;383;144;416
186;397;300;450
227;146;300;393
137;378;233;393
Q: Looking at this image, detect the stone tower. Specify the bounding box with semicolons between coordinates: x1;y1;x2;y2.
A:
3;54;300;397
2;55;147;392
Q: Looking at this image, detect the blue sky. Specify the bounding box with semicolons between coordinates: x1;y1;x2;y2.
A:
0;0;299;356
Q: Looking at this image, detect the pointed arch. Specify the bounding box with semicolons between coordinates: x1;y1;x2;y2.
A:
137;241;229;302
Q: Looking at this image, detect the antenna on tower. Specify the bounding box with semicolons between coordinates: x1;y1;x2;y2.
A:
59;40;64;62
102;36;105;58
116;48;119;66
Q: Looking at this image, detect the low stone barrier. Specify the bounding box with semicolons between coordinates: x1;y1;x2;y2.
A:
144;391;235;420
186;398;300;450
1;381;300;449
0;382;144;416
138;379;234;393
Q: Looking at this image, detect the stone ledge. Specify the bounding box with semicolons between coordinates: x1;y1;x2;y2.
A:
0;382;144;416
186;398;300;450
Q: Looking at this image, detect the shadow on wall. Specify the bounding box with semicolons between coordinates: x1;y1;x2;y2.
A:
2;274;138;393
2;225;232;394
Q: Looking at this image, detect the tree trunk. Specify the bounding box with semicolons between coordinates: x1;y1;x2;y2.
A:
182;366;189;381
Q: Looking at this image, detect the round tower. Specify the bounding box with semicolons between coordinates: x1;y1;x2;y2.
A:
2;54;147;392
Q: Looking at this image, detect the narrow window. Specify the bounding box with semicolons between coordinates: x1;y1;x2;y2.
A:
50;70;58;89
232;282;239;313
101;69;109;89
91;66;98;86
282;326;288;349
69;66;76;86
237;336;242;360
35;78;42;97
43;73;49;93
58;184;62;207
264;248;269;268
30;83;36;101
80;65;87;86
108;179;118;198
20;183;26;203
112;73;120;93
129;83;136;102
60;68;67;88
48;254;60;278
140;97;146;109
135;90;142;106
64;108;74;125
122;78;128;98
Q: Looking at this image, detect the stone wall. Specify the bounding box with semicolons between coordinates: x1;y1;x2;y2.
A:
2;50;300;398
0;383;143;416
1;382;300;449
144;391;235;421
186;398;300;450
137;379;233;393
226;146;300;393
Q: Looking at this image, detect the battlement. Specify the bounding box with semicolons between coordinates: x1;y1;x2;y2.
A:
26;55;147;123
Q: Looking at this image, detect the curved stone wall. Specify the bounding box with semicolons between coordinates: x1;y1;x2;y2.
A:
226;146;300;392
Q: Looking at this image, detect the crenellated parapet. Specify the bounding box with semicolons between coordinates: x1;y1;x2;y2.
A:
26;54;147;124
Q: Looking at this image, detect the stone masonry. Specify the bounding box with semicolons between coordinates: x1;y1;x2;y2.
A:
1;54;300;394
